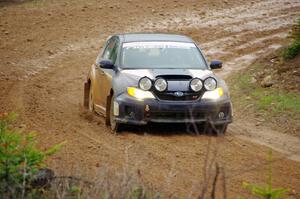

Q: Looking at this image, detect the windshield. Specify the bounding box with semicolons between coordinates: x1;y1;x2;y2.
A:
121;42;207;69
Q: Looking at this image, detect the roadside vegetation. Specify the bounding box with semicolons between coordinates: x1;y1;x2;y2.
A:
282;17;300;60
0;112;160;199
229;60;300;135
230;65;300;115
229;17;300;136
0;112;64;198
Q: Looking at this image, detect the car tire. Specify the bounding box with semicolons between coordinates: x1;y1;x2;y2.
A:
105;96;111;126
204;123;227;135
216;124;228;135
109;95;121;133
213;124;228;135
88;84;94;112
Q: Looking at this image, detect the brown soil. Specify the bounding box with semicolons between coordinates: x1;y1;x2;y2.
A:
256;50;300;92
1;0;300;198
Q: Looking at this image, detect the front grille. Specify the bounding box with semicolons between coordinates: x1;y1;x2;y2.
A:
150;111;205;120
154;91;201;101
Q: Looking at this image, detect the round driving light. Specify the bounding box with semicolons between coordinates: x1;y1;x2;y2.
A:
190;78;203;92
154;78;167;92
139;77;152;91
204;77;217;91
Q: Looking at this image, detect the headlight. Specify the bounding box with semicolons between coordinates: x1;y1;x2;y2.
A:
154;78;167;92
204;77;217;91
127;87;155;100
138;77;152;91
202;87;224;99
190;78;203;92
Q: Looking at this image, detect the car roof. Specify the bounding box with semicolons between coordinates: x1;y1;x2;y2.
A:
117;33;194;43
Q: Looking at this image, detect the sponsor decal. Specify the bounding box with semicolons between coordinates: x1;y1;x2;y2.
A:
123;42;195;49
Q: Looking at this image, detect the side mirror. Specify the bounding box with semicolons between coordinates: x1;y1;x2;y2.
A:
99;60;114;69
210;60;222;69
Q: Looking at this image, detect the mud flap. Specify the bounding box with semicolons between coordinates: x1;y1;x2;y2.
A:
105;95;112;126
83;82;89;108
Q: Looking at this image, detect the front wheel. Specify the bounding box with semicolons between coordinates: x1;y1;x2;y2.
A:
107;95;121;133
215;124;228;135
205;123;228;135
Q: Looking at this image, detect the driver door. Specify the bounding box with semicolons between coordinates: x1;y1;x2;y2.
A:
94;37;119;113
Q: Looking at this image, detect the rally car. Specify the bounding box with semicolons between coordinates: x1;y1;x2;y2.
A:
84;33;232;134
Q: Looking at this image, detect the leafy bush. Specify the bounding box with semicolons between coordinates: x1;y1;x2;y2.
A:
282;17;300;59
0;112;64;198
282;40;300;59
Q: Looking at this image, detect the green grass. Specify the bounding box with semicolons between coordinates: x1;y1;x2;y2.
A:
254;92;300;113
229;65;300;119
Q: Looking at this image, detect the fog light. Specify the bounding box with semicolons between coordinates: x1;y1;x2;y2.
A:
218;112;225;119
113;101;119;116
145;105;150;112
129;112;135;118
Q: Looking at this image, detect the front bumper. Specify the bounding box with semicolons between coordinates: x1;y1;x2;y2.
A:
114;93;233;125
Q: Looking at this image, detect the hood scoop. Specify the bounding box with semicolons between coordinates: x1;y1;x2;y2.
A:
156;75;192;81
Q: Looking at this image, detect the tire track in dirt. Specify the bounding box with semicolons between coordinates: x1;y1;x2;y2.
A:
231;122;300;162
9;0;299;80
132;0;299;35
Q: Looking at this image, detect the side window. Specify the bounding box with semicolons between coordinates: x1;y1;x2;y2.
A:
102;38;117;60
97;37;119;65
110;39;119;64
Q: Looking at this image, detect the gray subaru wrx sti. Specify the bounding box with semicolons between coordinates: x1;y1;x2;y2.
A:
84;33;233;133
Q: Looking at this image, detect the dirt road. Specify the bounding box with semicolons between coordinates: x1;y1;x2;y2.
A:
1;0;300;197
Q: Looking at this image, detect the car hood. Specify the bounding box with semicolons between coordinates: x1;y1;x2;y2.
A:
120;68;214;79
113;68;224;95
